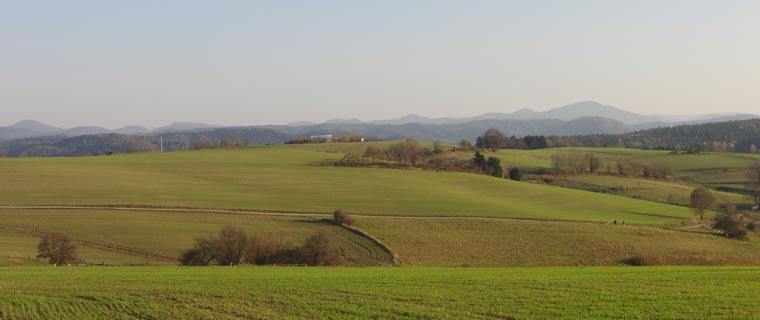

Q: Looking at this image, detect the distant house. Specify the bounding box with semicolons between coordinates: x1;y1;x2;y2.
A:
310;135;333;143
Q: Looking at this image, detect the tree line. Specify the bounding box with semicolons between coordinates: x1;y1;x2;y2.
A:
557;119;760;153
550;152;671;179
475;128;548;150
332;140;523;180
180;226;342;266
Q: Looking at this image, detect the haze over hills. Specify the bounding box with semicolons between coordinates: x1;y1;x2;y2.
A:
328;101;758;126
0;120;221;142
1;101;758;156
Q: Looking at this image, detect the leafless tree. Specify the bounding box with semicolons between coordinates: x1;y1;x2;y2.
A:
690;187;717;221
216;226;248;266
245;234;290;265
364;146;384;164
299;230;341;266
192;138;215;150
37;234;77;265
179;236;218;266
747;163;760;206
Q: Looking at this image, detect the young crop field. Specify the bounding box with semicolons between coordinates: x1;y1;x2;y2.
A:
561;175;748;207
357;217;760;267
0;209;392;266
1;266;759;319
0;145;694;224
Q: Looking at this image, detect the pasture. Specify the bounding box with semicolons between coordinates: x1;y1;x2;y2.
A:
0;208;392;266
488;147;759;207
0;145;694;224
357;217;760;267
1;266;759;319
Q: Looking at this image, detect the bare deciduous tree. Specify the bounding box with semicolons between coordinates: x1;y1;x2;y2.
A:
299;230;341;266
245;234;290;265
747;163;760;206
192;138;215;150
690;187;717;221
216;226;248;266
37;234;77;265
458;139;473;150
179;236;218;266
363;146;384;164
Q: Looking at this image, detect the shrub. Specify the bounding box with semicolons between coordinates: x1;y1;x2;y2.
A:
713;214;749;240
333;209;355;227
508;167;523;181
179;237;218;266
625;256;664;266
245;234;291;265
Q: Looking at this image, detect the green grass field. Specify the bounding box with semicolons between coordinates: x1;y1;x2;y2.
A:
2;144;760;319
0;145;695;224
1;266;759;319
0;209;392;266
487;147;760;207
358;217;760;267
561;175;747;206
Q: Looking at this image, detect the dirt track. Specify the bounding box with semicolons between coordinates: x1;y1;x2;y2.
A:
0;205;602;224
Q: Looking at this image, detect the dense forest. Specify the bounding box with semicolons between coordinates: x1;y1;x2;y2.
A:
556;119;760;153
0;127;293;157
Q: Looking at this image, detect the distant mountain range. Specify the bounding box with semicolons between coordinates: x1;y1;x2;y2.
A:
1;101;758;157
359;101;757;126
0;120;220;142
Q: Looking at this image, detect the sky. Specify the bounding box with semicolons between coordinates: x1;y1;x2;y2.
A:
1;0;759;129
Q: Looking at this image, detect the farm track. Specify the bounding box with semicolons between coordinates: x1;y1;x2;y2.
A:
0;205;605;224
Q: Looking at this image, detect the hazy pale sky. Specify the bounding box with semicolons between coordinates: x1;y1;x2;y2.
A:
2;0;759;128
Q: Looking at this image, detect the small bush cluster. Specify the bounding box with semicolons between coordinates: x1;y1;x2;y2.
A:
333;209;355;227
180;226;342;266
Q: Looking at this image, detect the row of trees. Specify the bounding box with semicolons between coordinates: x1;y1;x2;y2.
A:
475;129;547;150
179;226;342;266
360;140;434;166
550;153;671;179
192;138;250;150
354;140;525;180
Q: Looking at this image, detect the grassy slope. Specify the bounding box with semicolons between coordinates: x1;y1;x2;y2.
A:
492;147;760;206
0;145;693;224
1;266;759;319
358;218;760;267
0;209;391;266
567;175;746;206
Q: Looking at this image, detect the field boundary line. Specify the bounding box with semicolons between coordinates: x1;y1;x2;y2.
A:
0;205;609;224
341;225;400;265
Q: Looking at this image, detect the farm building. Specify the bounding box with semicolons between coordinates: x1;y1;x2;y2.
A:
310;135;334;143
